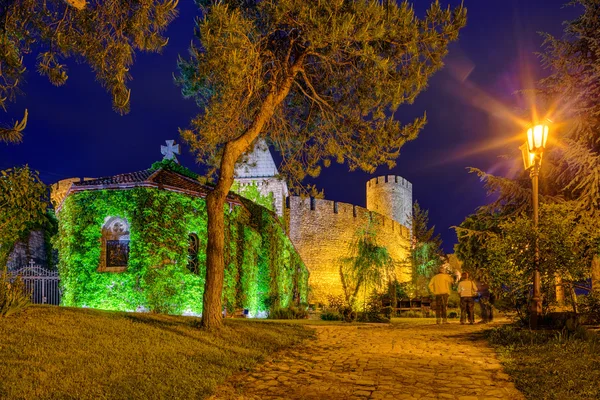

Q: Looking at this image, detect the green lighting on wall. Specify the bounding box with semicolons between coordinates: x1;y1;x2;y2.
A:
56;186;308;316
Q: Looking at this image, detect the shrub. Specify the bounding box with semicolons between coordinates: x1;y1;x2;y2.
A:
0;271;31;317
269;306;308;320
325;294;344;311
579;292;600;324
357;311;390;323
340;306;357;322
400;311;421;318
320;311;342;321
448;311;458;319
381;306;394;319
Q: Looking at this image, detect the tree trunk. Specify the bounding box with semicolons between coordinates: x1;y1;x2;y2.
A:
555;273;565;305
199;64;303;329
592;254;600;295
201;191;227;329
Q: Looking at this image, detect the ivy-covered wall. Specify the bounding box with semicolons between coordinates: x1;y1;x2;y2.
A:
56;187;309;317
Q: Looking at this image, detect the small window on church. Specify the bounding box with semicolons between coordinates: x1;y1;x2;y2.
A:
188;233;200;274
99;216;130;272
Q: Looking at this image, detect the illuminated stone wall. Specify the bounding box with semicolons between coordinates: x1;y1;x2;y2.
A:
288;196;411;305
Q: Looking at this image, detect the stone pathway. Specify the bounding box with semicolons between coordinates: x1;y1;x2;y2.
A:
211;320;524;400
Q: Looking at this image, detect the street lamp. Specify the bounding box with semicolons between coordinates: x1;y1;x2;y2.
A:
521;121;550;329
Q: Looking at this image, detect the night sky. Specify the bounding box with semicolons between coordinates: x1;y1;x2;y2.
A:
2;0;580;253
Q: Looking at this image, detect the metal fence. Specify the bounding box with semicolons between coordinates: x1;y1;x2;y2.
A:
11;262;61;305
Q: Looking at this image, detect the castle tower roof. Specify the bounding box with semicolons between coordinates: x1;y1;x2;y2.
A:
234;139;278;178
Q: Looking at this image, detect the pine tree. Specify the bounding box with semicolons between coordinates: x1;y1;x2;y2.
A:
0;0;178;143
177;0;467;328
457;1;600;296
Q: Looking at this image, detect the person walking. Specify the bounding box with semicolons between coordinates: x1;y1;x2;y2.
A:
477;280;495;323
458;272;478;325
428;263;455;324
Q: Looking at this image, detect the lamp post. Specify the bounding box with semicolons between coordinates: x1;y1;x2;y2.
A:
520;122;549;329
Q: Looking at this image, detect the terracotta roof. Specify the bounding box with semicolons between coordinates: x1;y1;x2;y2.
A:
73;170;155;187
59;168;243;210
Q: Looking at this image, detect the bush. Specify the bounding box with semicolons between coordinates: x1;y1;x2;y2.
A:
340;306;357;322
269;306;308;320
578;292;600;324
325;294;344;310
320;311;342;321
357;311;390;323
0;271;31;317
448;311;458;319
399;310;421;318
381;306;393;319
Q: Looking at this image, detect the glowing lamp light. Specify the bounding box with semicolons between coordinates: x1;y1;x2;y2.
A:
526;123;549;153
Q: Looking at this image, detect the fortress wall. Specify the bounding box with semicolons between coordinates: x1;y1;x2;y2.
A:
288;196;411;305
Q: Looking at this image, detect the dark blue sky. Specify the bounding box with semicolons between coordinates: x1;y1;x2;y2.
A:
2;0;580;253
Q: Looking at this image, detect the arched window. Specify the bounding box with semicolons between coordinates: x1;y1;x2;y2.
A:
187;233;200;274
99;216;130;272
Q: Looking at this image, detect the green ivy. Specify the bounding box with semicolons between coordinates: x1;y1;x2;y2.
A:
149;159;200;181
56;187;308;317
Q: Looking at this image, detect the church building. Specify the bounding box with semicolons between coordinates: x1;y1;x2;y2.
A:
50;140;412;314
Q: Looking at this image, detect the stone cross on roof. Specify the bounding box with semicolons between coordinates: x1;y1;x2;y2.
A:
161;140;180;164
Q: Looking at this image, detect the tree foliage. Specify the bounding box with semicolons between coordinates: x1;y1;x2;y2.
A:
458;203;597;321
534;0;600;219
408;201;444;296
178;0;466;328
0;166;50;268
179;0;466;184
457;1;600;314
339;226;395;310
0;0;178;143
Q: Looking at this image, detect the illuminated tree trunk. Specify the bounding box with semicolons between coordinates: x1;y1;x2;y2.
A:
555;274;565;305
592;254;600;295
200;69;301;329
202;190;227;328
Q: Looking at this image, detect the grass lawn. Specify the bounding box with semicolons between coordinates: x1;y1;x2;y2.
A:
0;305;314;399
486;325;600;400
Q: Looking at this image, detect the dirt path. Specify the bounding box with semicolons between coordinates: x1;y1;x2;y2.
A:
211;320;524;400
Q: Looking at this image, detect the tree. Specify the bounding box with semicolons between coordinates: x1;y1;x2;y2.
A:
1;0;178;143
409;201;444;296
536;0;600;293
339;227;395;312
0;166;50;268
475;203;595;321
177;0;466;328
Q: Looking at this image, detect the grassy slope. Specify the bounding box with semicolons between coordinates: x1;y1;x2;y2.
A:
486;326;600;400
0;306;313;399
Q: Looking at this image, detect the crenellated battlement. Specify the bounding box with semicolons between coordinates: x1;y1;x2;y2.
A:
366;175;412;190
288;196;410;239
366;174;413;230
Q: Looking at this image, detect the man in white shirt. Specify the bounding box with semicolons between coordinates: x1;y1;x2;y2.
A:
457;272;478;325
428;263;455;324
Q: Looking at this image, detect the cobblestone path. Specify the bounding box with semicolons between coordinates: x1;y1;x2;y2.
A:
211;320;524;400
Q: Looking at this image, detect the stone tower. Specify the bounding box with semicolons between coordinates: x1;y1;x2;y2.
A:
234;140;288;217
366;175;412;231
